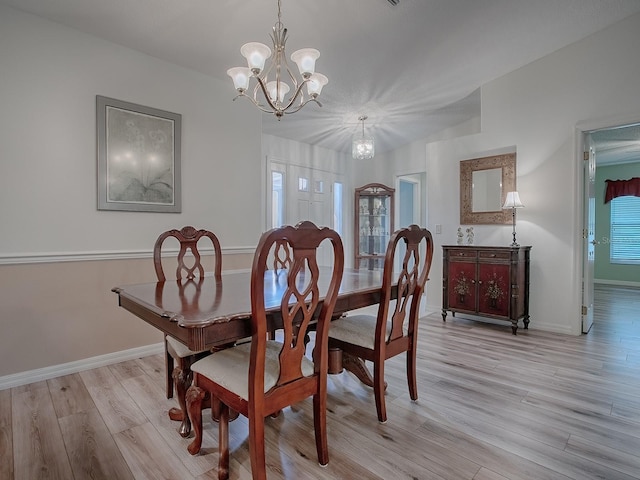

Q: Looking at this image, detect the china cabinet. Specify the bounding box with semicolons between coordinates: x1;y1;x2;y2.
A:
441;245;531;334
354;183;394;270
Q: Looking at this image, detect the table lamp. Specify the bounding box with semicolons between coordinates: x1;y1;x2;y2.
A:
502;191;524;246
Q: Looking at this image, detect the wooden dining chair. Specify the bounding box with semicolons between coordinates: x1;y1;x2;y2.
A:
153;226;222;436
185;221;344;480
328;224;434;423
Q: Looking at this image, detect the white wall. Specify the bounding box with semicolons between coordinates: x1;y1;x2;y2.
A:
0;5;263;258
0;5;263;381
375;12;640;334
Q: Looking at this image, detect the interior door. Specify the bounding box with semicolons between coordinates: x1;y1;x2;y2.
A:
288;165;326;224
582;133;596;333
288;164;335;266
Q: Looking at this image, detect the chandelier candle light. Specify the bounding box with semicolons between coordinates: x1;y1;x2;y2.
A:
502;191;524;246
226;0;328;119
352;115;375;160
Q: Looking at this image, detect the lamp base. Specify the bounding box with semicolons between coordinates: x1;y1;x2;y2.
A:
510;208;519;247
511;230;519;247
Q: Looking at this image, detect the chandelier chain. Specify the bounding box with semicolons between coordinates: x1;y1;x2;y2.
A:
277;0;282;27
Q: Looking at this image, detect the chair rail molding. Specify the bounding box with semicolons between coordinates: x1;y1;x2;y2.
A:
0;246;256;265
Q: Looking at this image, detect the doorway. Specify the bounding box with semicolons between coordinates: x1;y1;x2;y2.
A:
396;173;426;228
267;158;344;266
579;120;640;333
396;172;428;314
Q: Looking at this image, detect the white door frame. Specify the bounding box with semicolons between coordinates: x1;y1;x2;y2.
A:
395;171;428;316
582;133;596;333
395;172;426;227
574;113;640;334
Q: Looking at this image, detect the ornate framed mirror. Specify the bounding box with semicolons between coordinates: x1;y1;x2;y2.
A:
460;153;516;224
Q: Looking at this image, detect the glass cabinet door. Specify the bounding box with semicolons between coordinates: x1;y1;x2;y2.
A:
355;183;394;270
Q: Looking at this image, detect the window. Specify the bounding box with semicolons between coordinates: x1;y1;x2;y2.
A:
610;195;640;264
271;171;284;228
333;182;343;236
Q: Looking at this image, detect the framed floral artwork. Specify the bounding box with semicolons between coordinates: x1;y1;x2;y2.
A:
97;95;182;212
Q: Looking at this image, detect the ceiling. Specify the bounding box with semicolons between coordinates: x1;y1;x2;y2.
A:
591;123;640;166
3;0;640;159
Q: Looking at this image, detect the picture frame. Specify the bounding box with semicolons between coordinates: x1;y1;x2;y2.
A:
97;95;182;212
460;153;515;225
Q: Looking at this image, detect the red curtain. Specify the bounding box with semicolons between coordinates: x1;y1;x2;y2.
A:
604;177;640;203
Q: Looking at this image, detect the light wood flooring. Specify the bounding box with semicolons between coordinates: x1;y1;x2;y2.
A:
1;284;639;479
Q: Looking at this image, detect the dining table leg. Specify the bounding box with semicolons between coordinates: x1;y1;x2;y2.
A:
328;348;387;390
342;352;375;387
170;366;194;437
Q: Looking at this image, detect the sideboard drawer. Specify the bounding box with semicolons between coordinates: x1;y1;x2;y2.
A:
448;249;477;259
478;251;511;260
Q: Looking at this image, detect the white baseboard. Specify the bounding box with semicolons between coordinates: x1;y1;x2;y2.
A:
0;343;164;391
437;309;574;335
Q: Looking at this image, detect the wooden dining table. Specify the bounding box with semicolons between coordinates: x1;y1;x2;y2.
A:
112;267;395;434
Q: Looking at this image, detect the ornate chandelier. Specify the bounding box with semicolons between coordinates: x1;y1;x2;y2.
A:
226;0;328;120
352;115;375;160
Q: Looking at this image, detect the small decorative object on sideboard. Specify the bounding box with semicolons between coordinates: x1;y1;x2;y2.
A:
456;227;464;245
441;245;531;334
466;226;474;245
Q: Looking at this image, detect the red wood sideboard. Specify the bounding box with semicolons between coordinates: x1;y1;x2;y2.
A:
441;245;531;334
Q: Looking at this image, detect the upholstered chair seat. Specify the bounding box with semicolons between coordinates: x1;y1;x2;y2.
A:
191;340;314;402
327;315;392;350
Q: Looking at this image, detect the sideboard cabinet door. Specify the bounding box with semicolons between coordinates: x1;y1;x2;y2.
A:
445;249;477;313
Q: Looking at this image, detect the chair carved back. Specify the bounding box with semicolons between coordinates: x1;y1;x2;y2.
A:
250;221;344;397
153;226;222;282
379;224;434;344
272;239;293;271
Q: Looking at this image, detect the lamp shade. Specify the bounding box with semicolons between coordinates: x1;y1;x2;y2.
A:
352;136;374;160
227;67;252;92
266;81;290;103
291;48;320;77
240;42;272;73
352;115;375;160
502;191;524;209
306;73;328;97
